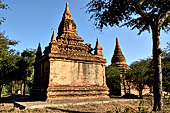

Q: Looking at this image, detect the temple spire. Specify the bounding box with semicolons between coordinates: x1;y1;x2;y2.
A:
63;1;72;20
94;38;103;58
51;30;56;42
58;2;77;37
96;38;102;49
36;43;42;60
116;37;120;48
111;37;126;64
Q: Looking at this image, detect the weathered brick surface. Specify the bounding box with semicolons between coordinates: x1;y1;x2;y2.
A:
30;2;109;101
49;61;105;86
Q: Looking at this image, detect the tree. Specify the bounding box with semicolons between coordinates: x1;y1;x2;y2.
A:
105;65;121;96
0;48;19;98
162;44;170;94
0;32;18;98
86;0;170;111
0;0;19;97
126;59;153;98
15;49;35;95
0;33;18;54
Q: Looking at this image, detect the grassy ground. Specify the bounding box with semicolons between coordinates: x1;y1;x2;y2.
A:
0;95;170;113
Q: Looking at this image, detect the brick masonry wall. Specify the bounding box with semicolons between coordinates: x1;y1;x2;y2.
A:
48;60;106;87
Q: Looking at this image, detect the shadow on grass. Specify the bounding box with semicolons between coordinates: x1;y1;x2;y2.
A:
0;94;30;103
46;107;92;113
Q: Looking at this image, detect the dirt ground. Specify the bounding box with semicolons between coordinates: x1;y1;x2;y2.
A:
0;96;170;113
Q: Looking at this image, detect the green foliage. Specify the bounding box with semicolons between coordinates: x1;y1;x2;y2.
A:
0;44;19;97
0;32;18;58
0;0;8;25
0;32;35;96
106;65;121;96
86;0;170;34
17;49;35;80
162;44;170;93
0;0;8;10
0;33;19;87
127;58;153;97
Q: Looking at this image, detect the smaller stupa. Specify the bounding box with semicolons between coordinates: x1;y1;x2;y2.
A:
111;37;150;96
111;37;130;96
111;37;129;73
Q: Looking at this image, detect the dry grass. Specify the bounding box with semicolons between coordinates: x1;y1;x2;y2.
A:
0;96;170;113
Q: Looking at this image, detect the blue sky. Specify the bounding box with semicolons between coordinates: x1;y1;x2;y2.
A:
1;0;170;65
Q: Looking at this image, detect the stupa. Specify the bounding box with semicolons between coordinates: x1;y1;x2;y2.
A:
111;37;129;73
111;38;150;96
30;2;109;101
111;37;130;96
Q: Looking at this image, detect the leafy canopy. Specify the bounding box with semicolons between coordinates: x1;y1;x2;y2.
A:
127;58;153;87
87;0;170;34
162;44;170;93
105;65;121;95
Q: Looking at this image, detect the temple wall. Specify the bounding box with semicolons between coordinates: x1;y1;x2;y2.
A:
48;59;106;87
39;60;50;87
30;2;109;101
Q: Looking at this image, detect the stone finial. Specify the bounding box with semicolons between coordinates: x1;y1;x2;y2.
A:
96;38;102;49
58;2;77;37
111;37;126;64
111;38;129;74
63;2;72;20
51;30;56;42
116;37;120;48
94;38;103;58
36;43;42;60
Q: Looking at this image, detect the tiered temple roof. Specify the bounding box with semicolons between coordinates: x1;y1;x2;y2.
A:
35;43;42;60
41;2;105;63
111;37;129;73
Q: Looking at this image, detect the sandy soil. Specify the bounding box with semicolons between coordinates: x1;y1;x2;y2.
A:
0;96;170;113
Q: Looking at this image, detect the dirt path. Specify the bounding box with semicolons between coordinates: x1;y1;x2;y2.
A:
0;96;170;113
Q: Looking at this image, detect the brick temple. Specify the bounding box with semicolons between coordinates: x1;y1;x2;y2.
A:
30;2;109;101
111;37;130;96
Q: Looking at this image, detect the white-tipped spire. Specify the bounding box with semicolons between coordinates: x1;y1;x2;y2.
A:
63;1;72;19
94;38;103;58
66;2;70;12
51;30;56;42
96;38;102;49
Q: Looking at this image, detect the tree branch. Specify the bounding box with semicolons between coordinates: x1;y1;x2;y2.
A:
158;11;170;28
136;0;155;28
136;0;146;17
135;0;152;26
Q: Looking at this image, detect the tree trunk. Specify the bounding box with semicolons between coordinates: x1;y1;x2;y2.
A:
21;80;26;96
11;81;15;95
128;82;131;94
0;86;2;98
138;85;143;98
21;81;24;95
152;28;163;111
23;80;26;96
139;90;142;98
123;79;127;95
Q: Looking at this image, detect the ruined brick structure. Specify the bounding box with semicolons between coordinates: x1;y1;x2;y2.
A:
30;2;109;101
111;38;130;74
111;38;149;96
111;38;130;96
